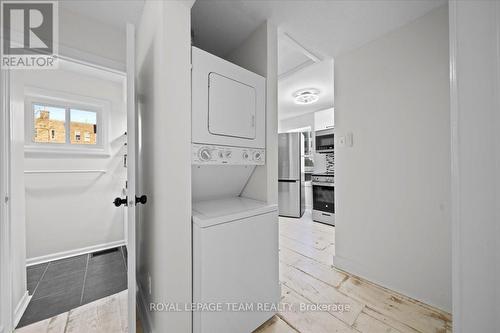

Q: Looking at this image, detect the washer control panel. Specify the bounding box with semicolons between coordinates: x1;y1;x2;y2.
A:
192;144;265;165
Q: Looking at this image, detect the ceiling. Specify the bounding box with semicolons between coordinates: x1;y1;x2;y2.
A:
278;60;334;120
278;34;314;77
58;0;446;64
192;0;446;119
192;0;266;59
192;0;445;59
58;0;144;29
62;0;446;120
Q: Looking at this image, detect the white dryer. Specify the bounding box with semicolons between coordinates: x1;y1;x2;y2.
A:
192;197;279;333
192;47;266;149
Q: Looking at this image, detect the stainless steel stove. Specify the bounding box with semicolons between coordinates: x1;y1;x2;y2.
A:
311;173;335;225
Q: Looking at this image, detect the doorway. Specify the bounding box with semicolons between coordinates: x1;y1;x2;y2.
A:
273;3;452;332
6;58;131;330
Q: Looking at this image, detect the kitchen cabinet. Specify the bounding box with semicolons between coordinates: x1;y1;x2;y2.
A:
314;108;334;131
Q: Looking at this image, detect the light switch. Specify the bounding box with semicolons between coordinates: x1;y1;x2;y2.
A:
345;132;354;147
337;132;353;147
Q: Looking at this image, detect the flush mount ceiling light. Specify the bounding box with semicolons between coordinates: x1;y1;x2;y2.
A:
293;88;320;105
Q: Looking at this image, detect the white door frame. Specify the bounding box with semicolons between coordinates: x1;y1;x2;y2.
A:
449;0;500;332
0;69;13;333
449;2;460;330
126;23;137;333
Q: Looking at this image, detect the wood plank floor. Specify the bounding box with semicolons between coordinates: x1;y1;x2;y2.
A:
256;211;452;333
15;291;129;333
16;210;452;333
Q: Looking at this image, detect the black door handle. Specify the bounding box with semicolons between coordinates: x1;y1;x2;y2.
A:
114;195;147;207
114;197;127;207
135;195;147;205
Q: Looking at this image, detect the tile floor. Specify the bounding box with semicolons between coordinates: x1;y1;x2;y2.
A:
18;246;128;328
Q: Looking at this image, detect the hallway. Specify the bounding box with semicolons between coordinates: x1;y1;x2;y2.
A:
256;212;452;333
14;212;452;333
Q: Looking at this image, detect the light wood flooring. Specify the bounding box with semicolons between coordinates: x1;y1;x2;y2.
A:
256;211;452;333
15;290;129;333
16;211;452;333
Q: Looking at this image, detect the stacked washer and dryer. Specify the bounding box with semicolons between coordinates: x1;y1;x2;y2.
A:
191;47;280;333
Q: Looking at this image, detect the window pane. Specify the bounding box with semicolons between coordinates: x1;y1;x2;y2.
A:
33;104;66;143
70;109;97;145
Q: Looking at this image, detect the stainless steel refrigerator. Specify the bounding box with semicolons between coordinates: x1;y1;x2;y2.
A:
278;132;305;218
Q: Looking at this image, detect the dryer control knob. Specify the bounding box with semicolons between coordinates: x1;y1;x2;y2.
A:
253;151;262;161
225;151;232;159
242;152;249;160
198;148;212;161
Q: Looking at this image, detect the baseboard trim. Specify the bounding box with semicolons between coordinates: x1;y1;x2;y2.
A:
26;240;126;267
13;291;31;328
137;284;154;333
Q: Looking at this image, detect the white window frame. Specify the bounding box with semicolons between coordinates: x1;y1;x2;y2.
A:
24;87;110;156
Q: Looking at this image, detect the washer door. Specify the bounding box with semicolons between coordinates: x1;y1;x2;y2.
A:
193;210;279;333
208;72;256;139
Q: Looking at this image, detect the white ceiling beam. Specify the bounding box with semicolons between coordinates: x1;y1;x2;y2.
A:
278;59;315;81
281;32;322;63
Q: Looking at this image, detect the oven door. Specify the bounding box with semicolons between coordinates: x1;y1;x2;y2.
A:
312;182;335;213
315;128;334;153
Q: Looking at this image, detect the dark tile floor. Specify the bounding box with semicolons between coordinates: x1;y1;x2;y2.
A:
18;246;128;328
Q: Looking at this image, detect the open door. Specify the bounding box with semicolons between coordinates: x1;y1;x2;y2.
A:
125;22;147;333
126;23;138;333
0;68;13;333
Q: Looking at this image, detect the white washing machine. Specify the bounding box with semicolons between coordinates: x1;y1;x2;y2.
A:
192;197;279;333
192;46;266;149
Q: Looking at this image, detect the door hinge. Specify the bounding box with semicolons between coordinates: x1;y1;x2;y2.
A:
4;195;9;203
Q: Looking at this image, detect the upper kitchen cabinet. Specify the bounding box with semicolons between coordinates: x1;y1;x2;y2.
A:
314;108;335;131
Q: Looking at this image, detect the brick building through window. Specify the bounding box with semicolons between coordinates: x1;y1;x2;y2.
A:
33;105;98;145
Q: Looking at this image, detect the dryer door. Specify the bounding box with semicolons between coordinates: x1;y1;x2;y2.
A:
208;73;256;139
192;46;265;149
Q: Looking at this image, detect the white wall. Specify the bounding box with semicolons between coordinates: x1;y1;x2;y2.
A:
334;5;451;311
20;67;127;261
227;22;279;205
278;112;314;133
135;1;193;332
59;8;126;71
450;1;500;331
